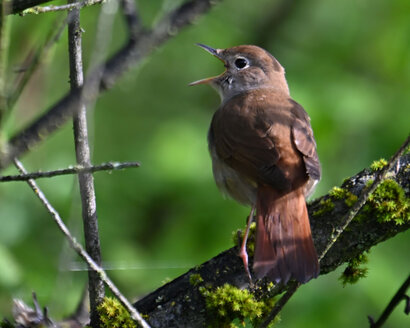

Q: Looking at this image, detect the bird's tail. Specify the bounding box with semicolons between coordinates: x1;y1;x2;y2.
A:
253;185;319;284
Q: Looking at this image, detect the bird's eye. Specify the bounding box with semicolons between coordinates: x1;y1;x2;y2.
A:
234;57;248;69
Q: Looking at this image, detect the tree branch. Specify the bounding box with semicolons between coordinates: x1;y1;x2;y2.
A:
8;15;67;111
132;153;410;327
368;274;410;328
0;161;140;182
0;0;10;122
0;0;223;171
68;2;104;326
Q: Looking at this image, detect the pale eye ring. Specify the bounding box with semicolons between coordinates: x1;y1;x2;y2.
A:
234;57;248;69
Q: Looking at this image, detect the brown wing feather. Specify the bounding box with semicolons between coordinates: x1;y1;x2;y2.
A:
290;102;321;181
210;90;299;191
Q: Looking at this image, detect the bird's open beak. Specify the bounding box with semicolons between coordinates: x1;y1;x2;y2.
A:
189;44;226;86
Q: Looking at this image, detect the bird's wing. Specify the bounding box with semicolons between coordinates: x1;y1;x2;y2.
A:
290;101;321;181
210;91;320;191
210;92;297;191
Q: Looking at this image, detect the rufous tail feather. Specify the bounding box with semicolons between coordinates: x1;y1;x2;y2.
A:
253;185;319;284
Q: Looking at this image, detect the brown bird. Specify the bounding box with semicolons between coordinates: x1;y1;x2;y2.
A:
191;44;320;284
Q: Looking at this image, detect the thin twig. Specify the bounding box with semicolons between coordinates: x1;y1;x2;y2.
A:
368;274;410;328
82;0;118;108
20;0;105;15
13;158;151;328
8;15;68;111
68;1;104;325
0;161;140;182
259;135;410;328
259;282;300;328
120;0;142;40
0;0;10;122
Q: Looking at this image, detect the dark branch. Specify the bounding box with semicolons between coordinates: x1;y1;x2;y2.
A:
259;281;300;328
368;274;410;328
0;0;222;171
133;153;410;327
120;0;142;40
8;15;68;111
68;2;104;326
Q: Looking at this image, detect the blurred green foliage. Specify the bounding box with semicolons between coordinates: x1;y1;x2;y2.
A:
0;0;409;326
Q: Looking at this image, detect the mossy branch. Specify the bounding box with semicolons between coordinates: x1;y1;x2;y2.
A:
133;153;410;327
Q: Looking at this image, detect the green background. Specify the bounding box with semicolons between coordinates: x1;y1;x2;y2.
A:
0;0;409;326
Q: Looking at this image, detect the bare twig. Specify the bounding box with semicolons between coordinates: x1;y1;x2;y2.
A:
259;135;410;328
368;274;410;328
84;0;118;102
120;0;142;40
0;0;10;122
0;161;140;182
8;15;68;111
13;158;151;328
0;0;223;171
259;282;300;328
68;1;104;325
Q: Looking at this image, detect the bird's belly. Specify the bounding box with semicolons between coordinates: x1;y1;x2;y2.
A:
209;145;257;206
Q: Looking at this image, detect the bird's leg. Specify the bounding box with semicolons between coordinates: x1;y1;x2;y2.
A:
239;205;255;284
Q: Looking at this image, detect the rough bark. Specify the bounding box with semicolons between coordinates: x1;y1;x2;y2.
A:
67;3;104;327
133;154;410;327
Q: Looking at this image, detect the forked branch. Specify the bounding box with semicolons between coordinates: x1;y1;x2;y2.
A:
13;158;151;328
368;274;410;328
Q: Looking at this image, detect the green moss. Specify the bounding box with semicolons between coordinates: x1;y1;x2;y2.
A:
232;222;256;256
98;296;138;328
370;158;388;171
200;284;277;328
313;198;335;217
0;319;15;328
329;187;358;207
363;179;409;225
339;253;369;286
189;273;204;286
161;277;172;285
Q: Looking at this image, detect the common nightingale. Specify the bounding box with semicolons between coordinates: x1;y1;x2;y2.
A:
191;44;320;284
